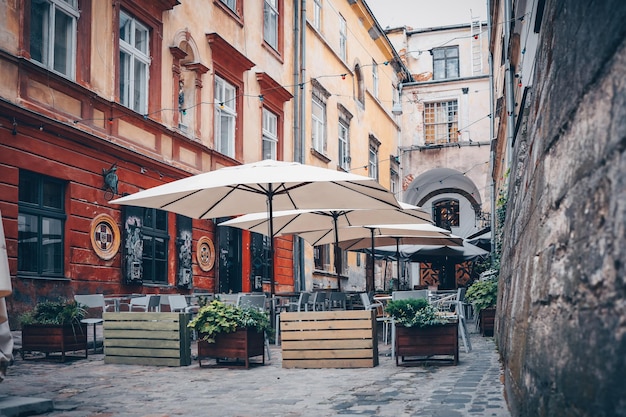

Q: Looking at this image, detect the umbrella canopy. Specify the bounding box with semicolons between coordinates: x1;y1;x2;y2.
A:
219;202;432;288
110;159;401;295
294;223;461;292
297;223;459;248
369;240;489;262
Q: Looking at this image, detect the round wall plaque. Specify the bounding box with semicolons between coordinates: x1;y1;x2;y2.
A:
196;236;215;272
90;213;121;260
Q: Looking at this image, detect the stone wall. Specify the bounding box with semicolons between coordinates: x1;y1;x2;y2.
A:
497;1;626;416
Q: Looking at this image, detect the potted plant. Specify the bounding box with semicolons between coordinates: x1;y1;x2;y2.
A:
385;297;458;365
465;278;498;336
20;299;88;361
188;300;272;368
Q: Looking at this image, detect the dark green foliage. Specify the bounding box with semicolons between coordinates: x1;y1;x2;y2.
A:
384;298;447;328
188;300;272;343
465;279;498;314
19;299;86;326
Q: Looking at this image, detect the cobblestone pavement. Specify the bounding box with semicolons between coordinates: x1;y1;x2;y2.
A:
0;325;510;417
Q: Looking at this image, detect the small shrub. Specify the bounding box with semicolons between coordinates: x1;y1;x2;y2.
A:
384;298;447;328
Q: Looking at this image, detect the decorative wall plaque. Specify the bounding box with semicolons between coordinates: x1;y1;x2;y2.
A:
90;214;121;260
196;236;215;272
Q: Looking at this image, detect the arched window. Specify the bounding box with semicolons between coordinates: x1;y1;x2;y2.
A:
355;64;364;106
433;199;460;231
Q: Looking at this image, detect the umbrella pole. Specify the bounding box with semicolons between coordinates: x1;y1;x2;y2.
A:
395;237;400;291
333;214;342;292
368;228;375;293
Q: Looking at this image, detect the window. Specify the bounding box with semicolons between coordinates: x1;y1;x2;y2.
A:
18;171;66;278
262;107;278;160
314;244;330;271
433;199;460;231
29;0;78;78
368;140;379;181
263;0;278;50
119;11;150;114
312;96;326;154
220;0;237;13
313;0;322;31
372;61;379;99
424;100;458;144
215;75;237;157
338;120;349;171
390;168;399;197
355;64;364;106
432;46;459;80
141;208;168;284
339;15;347;62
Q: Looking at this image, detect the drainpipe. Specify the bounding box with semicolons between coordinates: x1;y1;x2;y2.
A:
487;0;497;263
504;0;516;166
292;0;307;291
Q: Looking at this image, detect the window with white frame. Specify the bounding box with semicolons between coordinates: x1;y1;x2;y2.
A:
312;95;326;154
372;61;379;99
29;0;79;79
338;120;349;171
263;0;278;50
339;14;347;62
262;107;278;160
119;11;150;114
424;100;458;144
390;167;399;197
220;0;237;13
368;139;379;181
355;64;364;106
432;46;459;80
313;0;322;31
215;75;237;157
314;244;330;271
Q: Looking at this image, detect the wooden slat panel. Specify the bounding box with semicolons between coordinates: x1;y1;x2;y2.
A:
104;339;181;349
281;310;372;320
279;310;377;368
102;312;190;366
281;339;372;350
281;319;372;331
104;330;182;340
282;358;375;368
104;312;182;321
281;329;372;340
104;347;181;358
104;356;183;367
104;321;181;331
282;349;373;360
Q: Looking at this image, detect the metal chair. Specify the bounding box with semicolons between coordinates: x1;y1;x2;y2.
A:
328;292;347;310
310;292;327;311
74;294;113;353
236;294;272;361
129;295;161;312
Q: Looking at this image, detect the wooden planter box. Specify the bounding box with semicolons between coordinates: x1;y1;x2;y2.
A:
197;328;265;369
479;308;496;336
103;312;191;367
395;322;458;366
21;323;88;362
280;310;378;368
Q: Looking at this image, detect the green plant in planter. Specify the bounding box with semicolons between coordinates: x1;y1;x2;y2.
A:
465;278;498;314
19;299;86;327
384;298;448;328
188;300;272;343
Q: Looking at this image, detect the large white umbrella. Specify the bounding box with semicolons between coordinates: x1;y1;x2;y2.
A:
110;159;401;295
218;202;433;288
296;223;461;292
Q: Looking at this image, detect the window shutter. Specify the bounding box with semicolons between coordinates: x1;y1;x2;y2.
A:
176;214;193;288
123;206;143;285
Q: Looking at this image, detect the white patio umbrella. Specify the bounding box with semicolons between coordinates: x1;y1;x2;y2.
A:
110;159;401;295
296;223;461;292
218;202;433;289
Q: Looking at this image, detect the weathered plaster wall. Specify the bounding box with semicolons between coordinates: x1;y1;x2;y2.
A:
497;1;626;416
